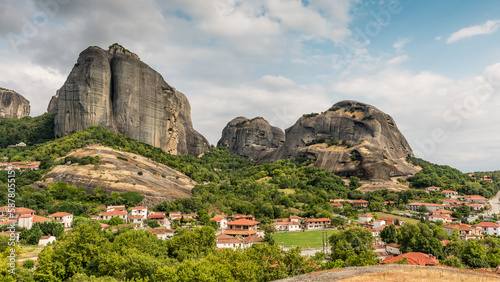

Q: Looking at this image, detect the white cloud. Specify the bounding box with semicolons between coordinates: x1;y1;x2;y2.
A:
447;19;500;44
332;58;500;171
392;37;409;52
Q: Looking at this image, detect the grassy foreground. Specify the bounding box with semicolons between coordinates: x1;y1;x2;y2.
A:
272;230;339;248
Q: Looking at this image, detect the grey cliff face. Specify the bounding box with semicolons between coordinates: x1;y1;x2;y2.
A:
220;101;418;180
53;44;210;156
217;117;285;160
0;88;30;118
272;100;417;180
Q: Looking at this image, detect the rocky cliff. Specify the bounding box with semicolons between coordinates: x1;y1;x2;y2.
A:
0;88;30;118
217;117;284;160
220;101;418;180
51;44;210;156
273;100;417;180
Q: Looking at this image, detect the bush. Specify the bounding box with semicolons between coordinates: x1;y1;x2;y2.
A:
117;156;128;161
138;171;143;175
22;259;35;269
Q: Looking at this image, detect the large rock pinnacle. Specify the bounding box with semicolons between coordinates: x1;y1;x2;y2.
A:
51;44;210;156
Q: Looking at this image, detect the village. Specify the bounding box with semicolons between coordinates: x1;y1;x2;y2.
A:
2;184;499;269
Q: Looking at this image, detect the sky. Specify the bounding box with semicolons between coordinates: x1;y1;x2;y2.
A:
1;0;500;172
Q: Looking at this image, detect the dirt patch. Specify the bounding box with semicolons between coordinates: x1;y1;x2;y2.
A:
357;178;410;193
275;265;500;282
35;145;195;206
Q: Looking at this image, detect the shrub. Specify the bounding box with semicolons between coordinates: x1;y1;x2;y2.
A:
138;171;143;176
117;156;128;161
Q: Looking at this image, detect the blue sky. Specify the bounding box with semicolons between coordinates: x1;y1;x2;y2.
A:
1;0;500;172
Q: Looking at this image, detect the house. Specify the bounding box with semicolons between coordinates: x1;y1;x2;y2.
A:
443;223;483;241
380;252;439;266
216;234;246;249
18;215;51;229
482;176;493;183
128;215;144;228
303;218;331;230
148;228;175;240
358;213;374;223
441;190;458;198
364;227;379;238
106;205;126;212
353;199;369;208
462;195;488;204
49;212;73;228
441;240;451;246
289;215;302;223
0;231;20;242
374;245;389;260
182;213;198;220
429;209;453;215
212;217;228;229
99;223;111;230
216;234;263;249
475;222;500;236
382;201;395;206
428;214;457;225
466;203;484;211
273;221;301;232
378;218;403;226
147;214;170;228
90;215;100;220
38;234;56;246
386;243;401;255
373;219;386;228
406;202;443;212
443;199;462;206
425;186;441;193
99;210;128;221
168;211;182;221
224;218;260;237
130;206;148;219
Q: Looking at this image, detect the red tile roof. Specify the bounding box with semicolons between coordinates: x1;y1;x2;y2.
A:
354;200;369;203
380;252;439;266
227;219;260;226
476;222;500;228
148;214;166;219
303;218;331;223
330;203;343;207
441;240;451;246
148;228;175;234
131;206;147;210
463;195;487;200
99;210;128;216
441;190;457;193
33;216;51;223
49;212;72;217
40;234;54;240
212;217;225;222
223;230;257;236
128;215;144;219
244;235;263;243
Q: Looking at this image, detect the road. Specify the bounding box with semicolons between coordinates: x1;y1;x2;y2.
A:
482;190;500;217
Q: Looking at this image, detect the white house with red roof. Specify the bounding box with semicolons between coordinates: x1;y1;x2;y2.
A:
128;215;144;228
475;222;500;236
425;186;441;193
358;213;374;223
211;217;228;229
148;228;175;240
406;202;443;212
373;219;386;228
18;215;51;229
353;199;369;208
224;218;260;237
168;211;182;221
106;205;126;212
443;223;483;241
441;190;458;198
466;203;484;211
49;212;73;228
462;195;488;204
303;218;331;230
330;203;343;209
38;234;56;246
99;210;128;221
216;233;263;249
428;214;457;225
130;206;148;219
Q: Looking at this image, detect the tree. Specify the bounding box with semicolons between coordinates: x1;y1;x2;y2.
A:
418;204;429;213
329;227;377;266
263;232;276;245
108;217;124;226
166;226;216;262
380;225;397;244
369;202;382;212
461;240;488;268
22;259;35;269
147;219;160;228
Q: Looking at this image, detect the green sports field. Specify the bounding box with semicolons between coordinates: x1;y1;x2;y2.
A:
272;230;339;248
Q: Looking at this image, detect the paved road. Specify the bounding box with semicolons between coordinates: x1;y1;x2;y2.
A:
482;191;500;217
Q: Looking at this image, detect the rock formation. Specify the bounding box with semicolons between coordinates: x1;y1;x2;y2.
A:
273;100;418;180
0;88;30;118
220;101;418;180
217;117;284;160
51;44;210;156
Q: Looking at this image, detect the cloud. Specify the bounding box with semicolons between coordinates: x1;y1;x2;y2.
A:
447;19;500;44
392;37;409;52
332;58;500;171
